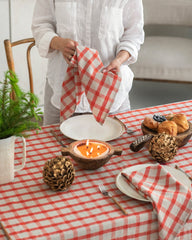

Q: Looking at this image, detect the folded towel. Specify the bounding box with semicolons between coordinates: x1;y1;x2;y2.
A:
60;45;121;124
122;164;192;240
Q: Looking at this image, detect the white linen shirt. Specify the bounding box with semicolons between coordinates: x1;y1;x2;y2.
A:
32;0;144;113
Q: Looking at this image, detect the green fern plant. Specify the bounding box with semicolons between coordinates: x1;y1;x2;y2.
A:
0;70;42;139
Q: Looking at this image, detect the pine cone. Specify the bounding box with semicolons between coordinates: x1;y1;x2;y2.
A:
148;133;178;163
43;156;75;191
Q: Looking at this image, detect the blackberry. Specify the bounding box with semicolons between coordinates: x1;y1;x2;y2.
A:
153;114;166;122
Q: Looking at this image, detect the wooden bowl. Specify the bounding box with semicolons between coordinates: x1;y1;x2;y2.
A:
61;139;123;170
141;121;192;147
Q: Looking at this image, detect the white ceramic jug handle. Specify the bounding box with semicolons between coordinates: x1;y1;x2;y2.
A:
14;137;26;172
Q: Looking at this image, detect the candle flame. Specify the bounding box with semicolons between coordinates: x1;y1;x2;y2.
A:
76;141;108;158
86;139;89;148
90;147;93;154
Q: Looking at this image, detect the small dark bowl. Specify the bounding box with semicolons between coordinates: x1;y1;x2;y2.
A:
61;139;122;170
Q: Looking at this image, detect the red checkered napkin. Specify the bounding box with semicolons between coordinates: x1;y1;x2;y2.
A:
121;164;192;240
60;45;121;124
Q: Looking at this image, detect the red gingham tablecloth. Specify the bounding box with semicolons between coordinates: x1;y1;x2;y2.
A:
0;100;192;240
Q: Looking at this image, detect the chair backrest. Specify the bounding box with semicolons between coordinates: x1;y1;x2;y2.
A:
4;38;35;98
143;0;192;26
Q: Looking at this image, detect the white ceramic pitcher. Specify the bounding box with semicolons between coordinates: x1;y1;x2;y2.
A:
0;136;26;185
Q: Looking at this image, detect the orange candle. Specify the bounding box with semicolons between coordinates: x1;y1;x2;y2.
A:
76;141;108;158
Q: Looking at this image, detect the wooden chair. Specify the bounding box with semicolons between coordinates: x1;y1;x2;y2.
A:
4;38;36;98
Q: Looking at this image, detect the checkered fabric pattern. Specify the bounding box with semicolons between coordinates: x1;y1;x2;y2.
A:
0;100;192;240
60;45;121;124
122;164;192;240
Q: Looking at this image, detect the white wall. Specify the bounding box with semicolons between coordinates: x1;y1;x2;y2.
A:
0;0;47;108
0;0;10;80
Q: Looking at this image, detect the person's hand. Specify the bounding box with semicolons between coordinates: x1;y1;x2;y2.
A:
58;38;76;64
102;50;131;73
102;58;121;73
50;37;76;63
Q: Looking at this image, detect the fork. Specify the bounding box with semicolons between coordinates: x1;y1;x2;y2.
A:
99;184;128;215
125;128;135;134
50;130;67;148
113;116;135;134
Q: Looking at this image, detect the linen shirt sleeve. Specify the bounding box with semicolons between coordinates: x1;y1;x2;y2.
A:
117;0;145;65
31;0;58;58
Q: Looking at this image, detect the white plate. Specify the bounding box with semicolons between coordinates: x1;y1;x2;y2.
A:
116;164;191;202
60;114;125;141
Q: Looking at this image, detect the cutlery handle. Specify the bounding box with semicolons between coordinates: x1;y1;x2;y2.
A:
0;221;12;240
50;130;66;148
130;134;153;152
111;196;128;215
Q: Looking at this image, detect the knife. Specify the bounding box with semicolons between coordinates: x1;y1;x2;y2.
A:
175;165;192;181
